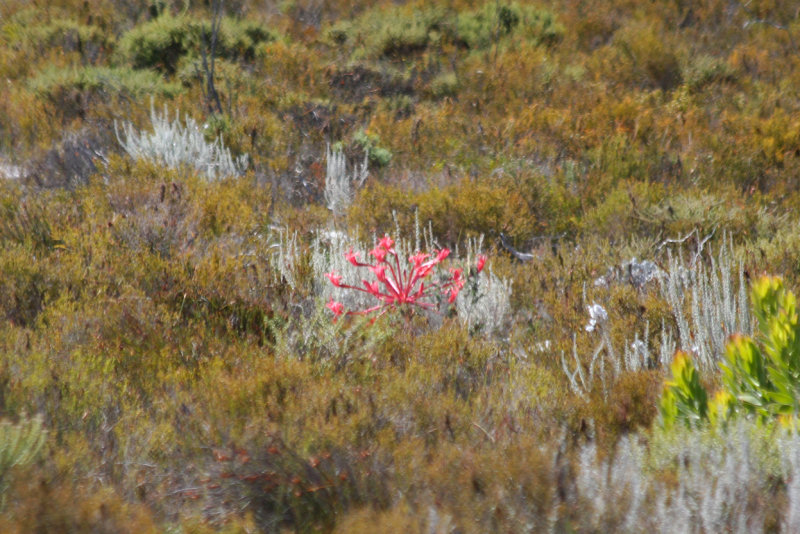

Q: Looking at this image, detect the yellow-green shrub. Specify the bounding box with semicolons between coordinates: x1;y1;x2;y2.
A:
660;276;800;429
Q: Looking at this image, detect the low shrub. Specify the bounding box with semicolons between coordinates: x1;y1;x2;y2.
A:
454;2;564;50
0;415;45;501
23;19;113;63
349;178;536;245
350;129;391;167
326;5;445;60
116;13;277;74
0;243;60;327
26;128;108;189
115;103;247;180
606;21;684;91
326;2;563;60
28;66;179;120
0;467;158;533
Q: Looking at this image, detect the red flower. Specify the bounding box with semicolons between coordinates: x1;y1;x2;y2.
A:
323;236;485;322
378;235;395;251
477;255;486;273
370;245;387;263
363;280;381;296
326;299;344;320
448;288;460;303
325;272;342;287
409;252;430;267
346;249;368;267
370;264;388;282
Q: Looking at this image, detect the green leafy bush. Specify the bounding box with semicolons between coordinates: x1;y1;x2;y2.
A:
660;276;800;429
659;351;709;428
351;129;392;167
116;14;277;74
326;2;562;60
326;5;446;59
2;17;113;62
455;2;564;50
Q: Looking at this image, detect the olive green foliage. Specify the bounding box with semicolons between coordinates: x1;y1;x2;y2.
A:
661;277;800;429
3;17;113;64
327;2;563;59
29;66;179;99
326;6;446;59
117;13;277;74
5;0;800;530
0;199;64;252
454;2;564;50
28;66;180;121
428;71;459;98
350;129;391;167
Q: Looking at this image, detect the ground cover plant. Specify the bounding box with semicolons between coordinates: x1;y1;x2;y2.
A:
2;0;800;531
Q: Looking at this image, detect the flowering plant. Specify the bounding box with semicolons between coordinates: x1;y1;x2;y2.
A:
325;235;486;322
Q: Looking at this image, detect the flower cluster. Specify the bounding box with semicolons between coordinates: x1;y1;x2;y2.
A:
325;235;486;321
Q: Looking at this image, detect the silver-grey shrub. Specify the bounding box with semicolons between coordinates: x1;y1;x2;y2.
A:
311;229;375;312
456;269;512;336
570;420;787;533
115;102;247;180
324;145;368;218
267;226;300;291
659;238;750;369
269;296;390;369
564;237;750;397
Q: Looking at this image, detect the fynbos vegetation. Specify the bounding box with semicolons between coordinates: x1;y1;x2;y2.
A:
1;0;800;531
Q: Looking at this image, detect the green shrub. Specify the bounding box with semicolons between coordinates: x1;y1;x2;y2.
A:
117;14;277;74
28;66;179;119
428;71;459;99
660;276;800;429
29;66;178;98
2;17;113;62
351;129;392;167
326;5;445;60
326;2;562;60
684;53;738;92
455;2;564;50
